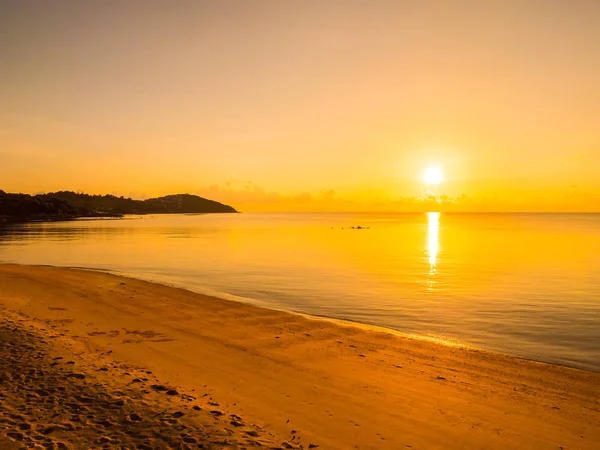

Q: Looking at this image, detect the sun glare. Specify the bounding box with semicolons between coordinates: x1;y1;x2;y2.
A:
423;167;443;185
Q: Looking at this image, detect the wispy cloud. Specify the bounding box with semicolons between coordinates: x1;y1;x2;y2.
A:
185;180;600;213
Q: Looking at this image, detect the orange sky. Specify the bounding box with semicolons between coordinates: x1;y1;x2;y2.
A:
1;1;599;212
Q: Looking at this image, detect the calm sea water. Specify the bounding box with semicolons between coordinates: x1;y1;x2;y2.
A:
1;213;599;372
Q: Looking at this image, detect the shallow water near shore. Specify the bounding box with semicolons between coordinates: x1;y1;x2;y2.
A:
1;212;599;371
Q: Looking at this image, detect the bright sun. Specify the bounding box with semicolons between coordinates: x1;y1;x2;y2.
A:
423;167;443;185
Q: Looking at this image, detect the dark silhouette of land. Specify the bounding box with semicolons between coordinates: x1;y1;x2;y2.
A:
0;190;237;222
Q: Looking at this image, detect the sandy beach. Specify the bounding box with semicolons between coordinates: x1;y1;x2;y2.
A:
0;264;599;449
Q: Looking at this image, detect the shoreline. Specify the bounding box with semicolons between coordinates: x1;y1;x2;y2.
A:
100;266;600;374
1;264;599;449
6;262;592;374
0;211;242;225
89;268;473;346
13;263;469;345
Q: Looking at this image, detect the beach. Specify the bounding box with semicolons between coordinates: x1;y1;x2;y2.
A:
0;264;598;449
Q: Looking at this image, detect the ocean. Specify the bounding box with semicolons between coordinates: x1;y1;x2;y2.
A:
1;212;599;372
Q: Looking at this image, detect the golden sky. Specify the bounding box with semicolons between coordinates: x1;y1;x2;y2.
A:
1;1;599;211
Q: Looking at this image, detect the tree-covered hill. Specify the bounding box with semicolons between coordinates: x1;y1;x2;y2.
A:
0;190;238;222
0;190;79;221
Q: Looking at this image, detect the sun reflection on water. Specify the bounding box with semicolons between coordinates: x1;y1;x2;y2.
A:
427;212;440;276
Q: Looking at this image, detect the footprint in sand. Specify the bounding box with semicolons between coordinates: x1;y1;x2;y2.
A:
87;331;106;336
150;384;168;392
0;316;294;450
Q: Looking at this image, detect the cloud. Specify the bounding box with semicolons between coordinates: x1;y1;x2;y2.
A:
187;180;600;212
187;180;452;212
70;179;600;213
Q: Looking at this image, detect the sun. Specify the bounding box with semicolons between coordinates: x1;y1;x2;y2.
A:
423;167;443;185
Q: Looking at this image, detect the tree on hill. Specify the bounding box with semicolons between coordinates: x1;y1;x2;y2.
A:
0;190;238;221
0;191;78;220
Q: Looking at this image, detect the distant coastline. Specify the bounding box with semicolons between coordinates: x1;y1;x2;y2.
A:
0;190;238;223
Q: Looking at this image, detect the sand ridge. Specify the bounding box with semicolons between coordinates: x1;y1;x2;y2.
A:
1;264;599;449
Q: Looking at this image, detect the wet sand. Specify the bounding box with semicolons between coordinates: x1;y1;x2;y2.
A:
0;264;599;449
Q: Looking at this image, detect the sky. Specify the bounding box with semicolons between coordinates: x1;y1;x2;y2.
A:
1;0;599;212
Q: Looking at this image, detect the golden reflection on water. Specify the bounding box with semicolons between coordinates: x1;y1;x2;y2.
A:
427;212;440;274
